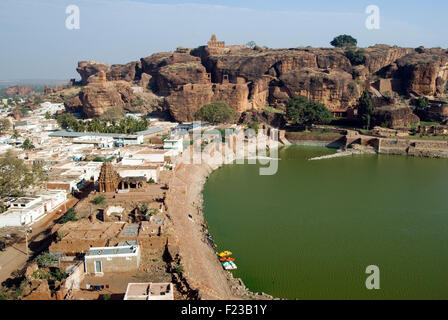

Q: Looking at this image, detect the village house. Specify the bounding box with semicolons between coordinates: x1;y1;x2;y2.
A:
84;243;141;275
0;189;67;227
163;137;184;155
123;282;174;300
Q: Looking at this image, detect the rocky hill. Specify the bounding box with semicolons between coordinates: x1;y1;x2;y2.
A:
65;36;448;123
5;85;35;96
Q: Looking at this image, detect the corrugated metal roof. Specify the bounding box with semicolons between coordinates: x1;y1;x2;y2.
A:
49;130;139;139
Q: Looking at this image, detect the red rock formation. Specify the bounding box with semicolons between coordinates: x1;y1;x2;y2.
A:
79;72;135;118
279;68;361;110
70;38;448;122
5;85;34;96
108;61;142;82
77;61;111;85
395;51;448;96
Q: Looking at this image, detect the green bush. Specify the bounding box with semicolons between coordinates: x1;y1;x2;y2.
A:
194;102;236;124
60;208;77;223
92;195;106;205
21;138;35;150
175;265;184;274
34;252;57;267
345;49;366;65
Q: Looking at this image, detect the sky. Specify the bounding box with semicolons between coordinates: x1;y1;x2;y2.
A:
0;0;447;80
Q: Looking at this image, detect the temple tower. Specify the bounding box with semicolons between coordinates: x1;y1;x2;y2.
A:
98;162;120;192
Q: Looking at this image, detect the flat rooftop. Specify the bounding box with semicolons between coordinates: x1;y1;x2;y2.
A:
124;283;173;300
86;244;138;257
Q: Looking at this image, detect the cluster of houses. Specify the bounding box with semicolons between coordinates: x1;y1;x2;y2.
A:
0;101;186;231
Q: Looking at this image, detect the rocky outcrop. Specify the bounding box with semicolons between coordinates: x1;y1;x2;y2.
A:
78;71;135;117
363;45;414;74
395;50;448;96
141;52;201;76
71;39;448;123
108;61;142;82
5;85;34;96
77;61;110;85
279;68;361;110
373;105;420;128
157;62;210;96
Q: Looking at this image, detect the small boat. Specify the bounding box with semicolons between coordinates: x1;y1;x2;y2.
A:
218;250;232;257
219;257;235;262
222;261;237;270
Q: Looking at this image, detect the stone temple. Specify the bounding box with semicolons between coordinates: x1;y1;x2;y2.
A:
98;162;120;192
98;162;146;193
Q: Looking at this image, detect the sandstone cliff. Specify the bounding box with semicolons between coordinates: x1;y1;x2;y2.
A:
70;40;448;123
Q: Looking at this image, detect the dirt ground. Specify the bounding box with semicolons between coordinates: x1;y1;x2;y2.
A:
165;161;239;300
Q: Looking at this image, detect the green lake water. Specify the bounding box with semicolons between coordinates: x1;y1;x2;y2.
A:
202;146;448;299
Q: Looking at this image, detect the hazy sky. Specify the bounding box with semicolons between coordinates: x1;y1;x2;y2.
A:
0;0;447;80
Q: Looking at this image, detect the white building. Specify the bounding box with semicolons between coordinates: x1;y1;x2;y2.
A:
39;102;65;115
164;137;184;155
0;190;67;227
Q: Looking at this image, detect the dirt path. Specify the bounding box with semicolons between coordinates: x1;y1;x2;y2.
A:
165;162;238;300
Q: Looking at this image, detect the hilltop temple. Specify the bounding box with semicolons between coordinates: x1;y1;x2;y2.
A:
207;34;225;48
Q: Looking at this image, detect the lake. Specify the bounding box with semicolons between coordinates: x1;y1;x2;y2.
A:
203;146;448;299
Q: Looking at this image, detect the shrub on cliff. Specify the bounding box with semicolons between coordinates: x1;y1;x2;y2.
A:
194;102;236;124
330;34;357;48
285;96;333;127
345;49;366;65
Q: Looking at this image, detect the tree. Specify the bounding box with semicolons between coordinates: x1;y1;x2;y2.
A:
194;102;236;124
44;112;51;120
57;113;78;130
415;96;429;111
345;48;366;65
358;91;374;129
21;138;35;150
0;118;11;134
34;252;57;267
0;151;46;199
330;34;358;48
246;41;257;49
285;96;333;127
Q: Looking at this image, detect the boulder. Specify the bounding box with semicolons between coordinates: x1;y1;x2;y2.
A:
373;105;420;129
77;61;110;85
